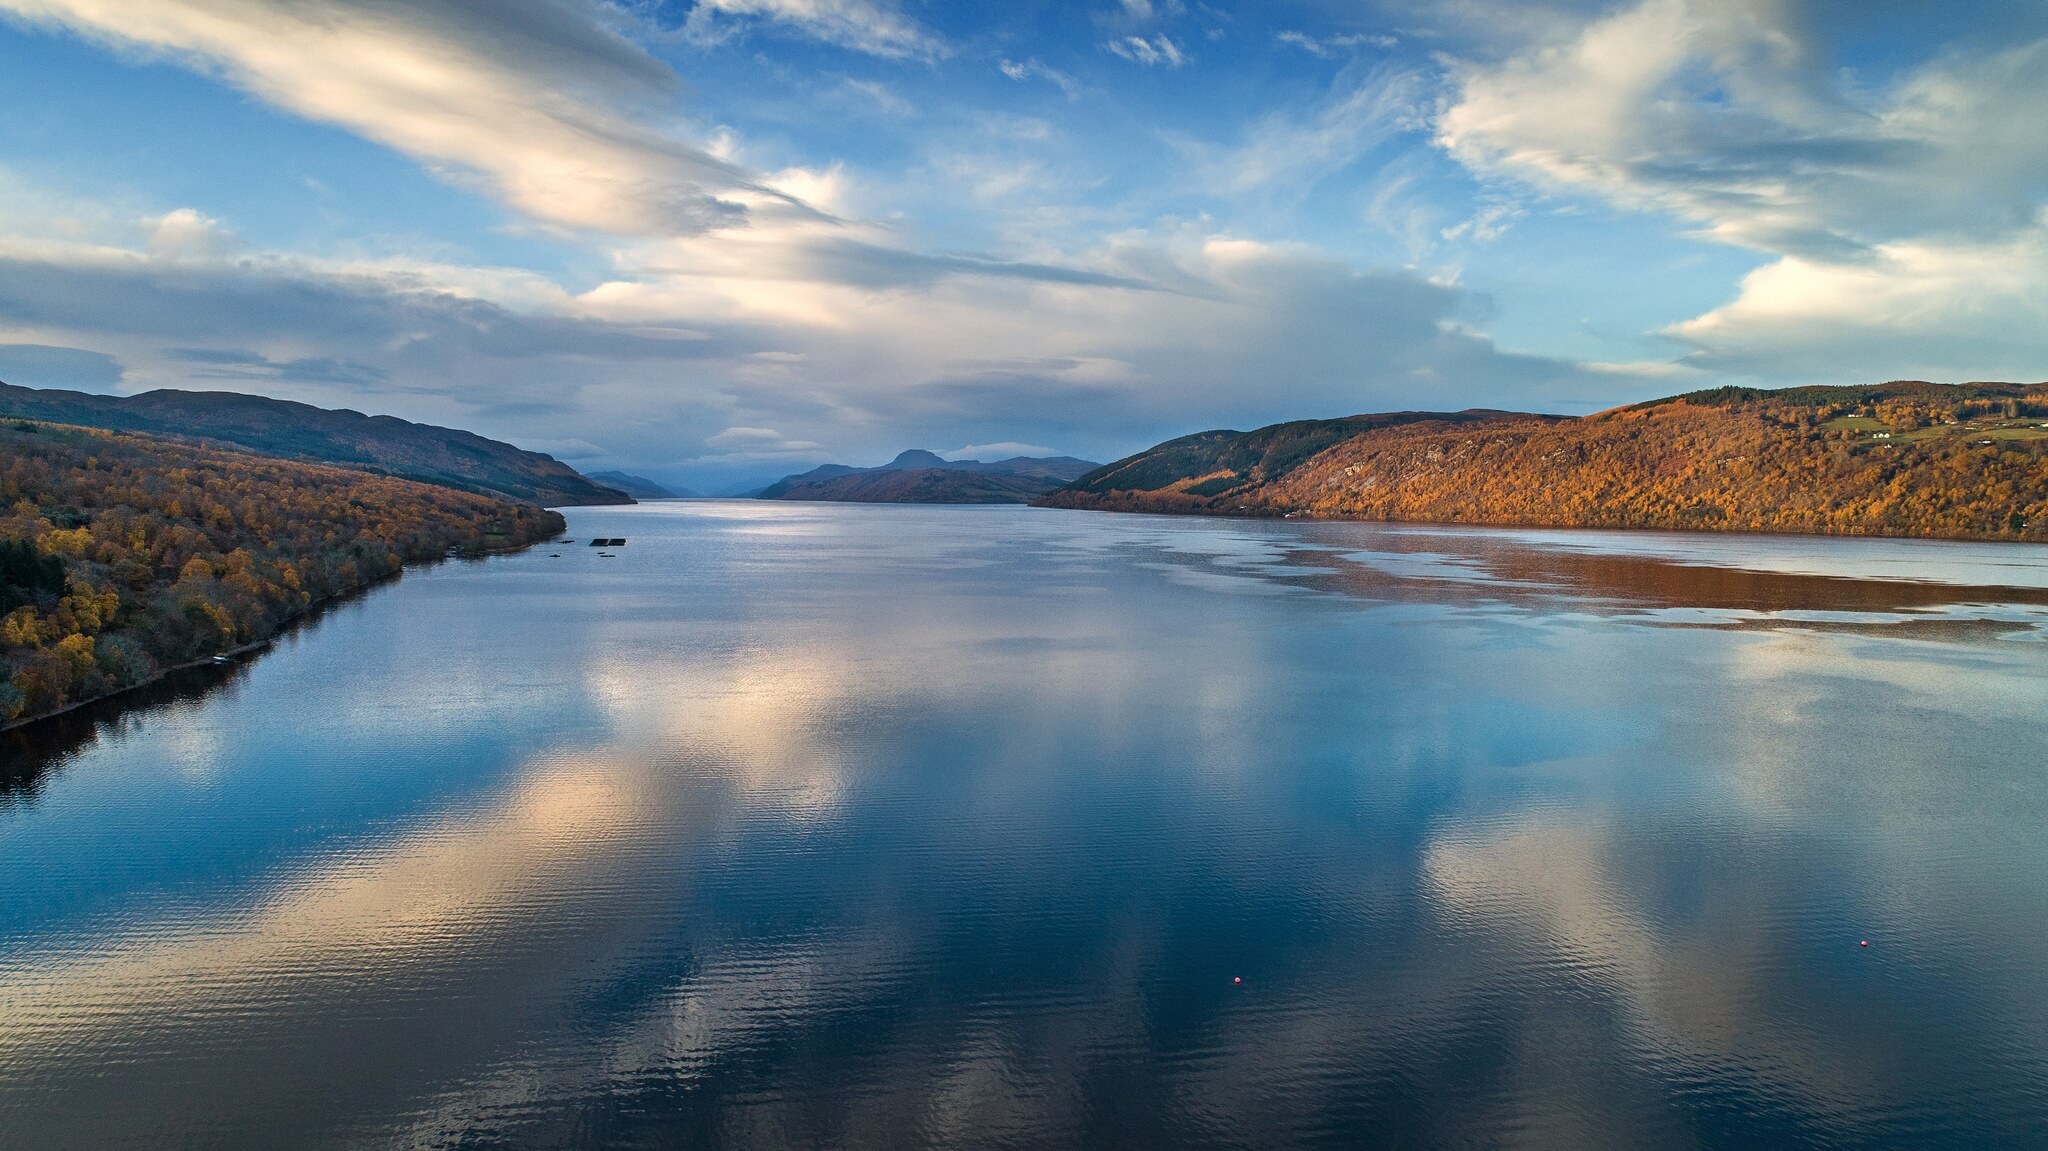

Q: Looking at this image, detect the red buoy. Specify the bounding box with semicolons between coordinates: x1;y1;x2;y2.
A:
1233;976;1242;984
1860;940;1869;947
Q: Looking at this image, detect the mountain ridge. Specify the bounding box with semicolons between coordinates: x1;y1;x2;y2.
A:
588;470;695;499
1041;382;2048;541
0;382;630;507
761;449;1099;503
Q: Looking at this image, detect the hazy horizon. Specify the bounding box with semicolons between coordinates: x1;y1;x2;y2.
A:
1;0;2045;491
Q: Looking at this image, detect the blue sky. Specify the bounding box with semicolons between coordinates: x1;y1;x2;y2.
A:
0;0;2044;490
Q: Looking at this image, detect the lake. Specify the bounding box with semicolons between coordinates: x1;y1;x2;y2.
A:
3;502;2047;1149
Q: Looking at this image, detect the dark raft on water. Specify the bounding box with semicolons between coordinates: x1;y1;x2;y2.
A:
585;538;627;547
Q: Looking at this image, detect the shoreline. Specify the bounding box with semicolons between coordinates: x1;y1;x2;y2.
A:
0;535;557;737
1035;498;2048;546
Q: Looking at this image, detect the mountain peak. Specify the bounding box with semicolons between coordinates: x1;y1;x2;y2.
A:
759;447;1101;503
886;449;952;469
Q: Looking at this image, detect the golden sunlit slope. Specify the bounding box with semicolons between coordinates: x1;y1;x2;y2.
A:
0;419;564;727
1042;382;2048;541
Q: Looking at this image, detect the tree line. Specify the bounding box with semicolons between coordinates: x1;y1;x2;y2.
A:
1050;387;2048;542
1;420;563;725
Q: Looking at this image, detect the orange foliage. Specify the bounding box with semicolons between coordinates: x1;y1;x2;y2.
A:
0;420;563;725
1050;387;2048;542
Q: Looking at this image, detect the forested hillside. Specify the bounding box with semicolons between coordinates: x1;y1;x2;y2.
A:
0;419;563;727
760;449;1098;502
0;382;629;507
769;467;1067;504
1043;382;2048;541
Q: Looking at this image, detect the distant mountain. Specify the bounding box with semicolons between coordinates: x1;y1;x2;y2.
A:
761;449;1099;504
772;469;1070;504
1042;382;2048;541
757;463;862;496
588;470;695;499
0;382;629;507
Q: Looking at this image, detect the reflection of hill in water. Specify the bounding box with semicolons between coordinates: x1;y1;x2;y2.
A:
0;662;249;803
1537;551;2048;614
11;519;2043;804
0;583;380;805
1270;528;2048;619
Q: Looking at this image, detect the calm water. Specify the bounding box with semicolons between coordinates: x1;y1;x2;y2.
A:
3;503;2047;1149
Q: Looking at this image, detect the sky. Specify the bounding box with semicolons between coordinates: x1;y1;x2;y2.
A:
0;0;2044;491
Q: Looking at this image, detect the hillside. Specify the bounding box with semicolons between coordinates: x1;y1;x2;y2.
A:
589;470;694;499
772;468;1067;504
762;449;1098;503
0;418;564;728
1055;410;1547;510
0;382;629;507
1042;382;2048;541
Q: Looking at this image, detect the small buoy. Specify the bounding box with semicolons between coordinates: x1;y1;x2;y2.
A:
1233;976;1242;984
1860;940;1869;947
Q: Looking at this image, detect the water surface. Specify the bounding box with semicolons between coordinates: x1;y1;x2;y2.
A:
3;503;2046;1149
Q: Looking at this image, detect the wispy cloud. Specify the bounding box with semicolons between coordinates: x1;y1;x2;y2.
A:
944;441;1059;460
21;0;2026;487
1107;34;1185;67
1192;66;1429;194
679;0;941;59
0;0;790;237
836;77;915;116
167;346;389;385
697;424;822;461
1438;0;2048;256
1437;0;2048;381
1274;30;1396;57
999;58;1082;99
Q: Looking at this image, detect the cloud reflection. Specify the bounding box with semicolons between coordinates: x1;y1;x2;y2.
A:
0;752;681;1142
4;505;2048;1147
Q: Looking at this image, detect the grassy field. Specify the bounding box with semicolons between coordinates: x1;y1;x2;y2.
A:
1823;415;2048;443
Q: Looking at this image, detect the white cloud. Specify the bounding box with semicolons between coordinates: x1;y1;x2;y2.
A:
1668;223;2048;382
1581;358;1708;381
1440;1;2048;254
680;0;940;59
706;425;801;447
0;0;789;238
697;425;822;462
945;442;1061;460
1107;34;1185;67
1438;200;1522;244
998;58;1082;100
0;186;1640;487
1273;30;1396;57
1438;0;2048;381
0;2;1666;488
145;208;241;262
